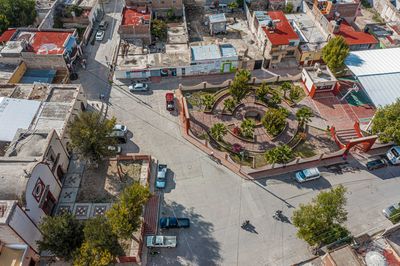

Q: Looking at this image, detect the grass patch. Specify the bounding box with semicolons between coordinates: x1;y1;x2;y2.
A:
253;153;268;168
294;142;317;158
230;153;253;167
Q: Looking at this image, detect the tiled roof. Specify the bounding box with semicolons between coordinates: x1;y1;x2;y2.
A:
0;29;16;43
262;11;299;46
336;21;378;46
122;7;151;26
27;31;72;55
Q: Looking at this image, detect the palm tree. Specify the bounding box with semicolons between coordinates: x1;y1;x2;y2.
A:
201;94;215;110
289;86;302;102
229;69;251;103
280;82;292;99
296;107;313;128
240;119;256;138
223;98;236;112
265;145;293;164
210;123;227;141
256;82;271;102
262;108;287;136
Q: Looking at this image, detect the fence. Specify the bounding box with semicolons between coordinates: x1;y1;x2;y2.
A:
179;73;302;91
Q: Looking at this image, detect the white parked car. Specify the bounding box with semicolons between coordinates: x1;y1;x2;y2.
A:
107;145;122;154
383;202;400;219
113;124;128;134
295;167;321;183
95;30;105;41
146;235;177;248
129;83;149;92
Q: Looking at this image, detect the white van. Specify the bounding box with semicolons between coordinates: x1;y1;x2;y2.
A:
386;146;400;164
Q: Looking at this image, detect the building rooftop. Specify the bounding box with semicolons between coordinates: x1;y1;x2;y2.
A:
304;65;337;83
366;23;400;48
0;63;18;84
287;13;329;51
167;23;188;44
10;29;75;55
0;29;16;43
324;245;362;265
262;11;299;46
0;160;35;200
335;21;378;46
121;7;151;26
219;44;237;58
209;13;227;24
191;44;221;61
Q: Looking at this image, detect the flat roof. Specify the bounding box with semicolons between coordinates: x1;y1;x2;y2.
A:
0;97;41;142
12;30;73;55
287;13;328;51
191;44;221;61
209;13;226;24
122;7;151;26
219;44;237;58
0;63;18;84
336;21;378;46
263;11;299;46
345;48;400;76
167;23;188;44
304;66;337;83
328;245;362;265
0;160;34;200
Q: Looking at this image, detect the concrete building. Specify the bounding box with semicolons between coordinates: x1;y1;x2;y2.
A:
208;13;227;35
302;64;338;98
253;11;300;68
125;0;183;16
287;13;329;66
0;83;87;264
114;42;239;80
365;22;400;48
0;28;81;73
118;7;152;44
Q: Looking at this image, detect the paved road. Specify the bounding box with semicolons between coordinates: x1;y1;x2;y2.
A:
73;2;400;265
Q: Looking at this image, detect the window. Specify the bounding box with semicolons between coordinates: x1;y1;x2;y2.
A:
41;191;56;215
272;55;279;60
32;178;45;203
287;50;295;56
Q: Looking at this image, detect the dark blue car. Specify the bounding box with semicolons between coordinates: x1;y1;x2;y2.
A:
160;217;190;229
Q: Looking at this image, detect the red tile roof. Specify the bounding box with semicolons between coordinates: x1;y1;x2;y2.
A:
336;21;378;46
0;29;16;43
262;11;299;46
13;30;72;55
122;7;151;26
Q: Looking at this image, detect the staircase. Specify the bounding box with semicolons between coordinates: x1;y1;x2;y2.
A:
336;128;360;146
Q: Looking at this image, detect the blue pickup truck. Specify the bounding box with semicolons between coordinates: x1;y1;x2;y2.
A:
160;217;190;229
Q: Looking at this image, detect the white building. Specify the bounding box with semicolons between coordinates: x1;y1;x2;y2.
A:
0;84;87;265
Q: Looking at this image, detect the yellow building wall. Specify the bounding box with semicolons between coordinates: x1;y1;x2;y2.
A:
8;61;27;83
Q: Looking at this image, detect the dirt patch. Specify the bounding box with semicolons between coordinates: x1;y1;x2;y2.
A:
77;160;143;202
294;127;338;158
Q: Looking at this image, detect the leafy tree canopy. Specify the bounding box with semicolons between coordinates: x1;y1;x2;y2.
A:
73;242;113;266
69;112;116;162
37;214;84;260
322;36;349;75
107;183;151;239
229;69;251;103
201;94;215;110
371;99;400;144
223;98;236;112
0;0;36;33
262;108;287;136
210;122;227;141
241;118;256;138
292;185;349;246
296;106;313;127
265;145;293;164
151;19;167;40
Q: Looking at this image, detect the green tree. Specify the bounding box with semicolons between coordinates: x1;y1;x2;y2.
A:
262;108;287;136
166;8;175;21
228;1;239;9
265;145;293;164
269;92;282;108
107;183;151;239
322;36;350;75
236;0;244;7
201;94;215;110
240;119;256;138
389;205;400;224
83;216;122;257
151;19;167;40
256;83;271;102
280;82;292;99
69;112;116;162
0;0;36;33
284;2;294;13
37;214;83;260
229;69;251;103
289;86;302;102
371;99;400;144
296;107;313;128
73;242;113;266
210;123;227;141
223;98;236;112
292;185;349;246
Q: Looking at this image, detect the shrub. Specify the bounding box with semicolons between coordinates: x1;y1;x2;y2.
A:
265;145;293;164
262;109;287;136
223;98;236;112
201;94;215;110
289;86;302;102
240;119;256;138
210;123;227;141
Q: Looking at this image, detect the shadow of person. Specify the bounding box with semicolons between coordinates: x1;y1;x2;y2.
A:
242;222;259;234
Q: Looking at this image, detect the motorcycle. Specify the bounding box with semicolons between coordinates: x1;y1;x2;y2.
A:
272;210;284;221
241;220;250;228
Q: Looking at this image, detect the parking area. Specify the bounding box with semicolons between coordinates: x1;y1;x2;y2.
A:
106;84;400;265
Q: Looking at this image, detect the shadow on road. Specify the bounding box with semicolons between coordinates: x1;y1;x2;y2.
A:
148;200;222;266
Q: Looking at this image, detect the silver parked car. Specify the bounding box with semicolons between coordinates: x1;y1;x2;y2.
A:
383;202;400;219
129;83;149;92
295;167;321;183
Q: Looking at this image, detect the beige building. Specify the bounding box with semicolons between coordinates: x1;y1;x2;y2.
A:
125;0;183;16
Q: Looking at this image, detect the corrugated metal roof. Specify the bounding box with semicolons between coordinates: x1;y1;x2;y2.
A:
191;45;221;61
0;97;41;141
345;48;400;76
219;44;237;58
358;73;400;107
209;13;226;24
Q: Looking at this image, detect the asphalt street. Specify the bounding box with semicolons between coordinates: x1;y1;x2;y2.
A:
72;1;400;265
